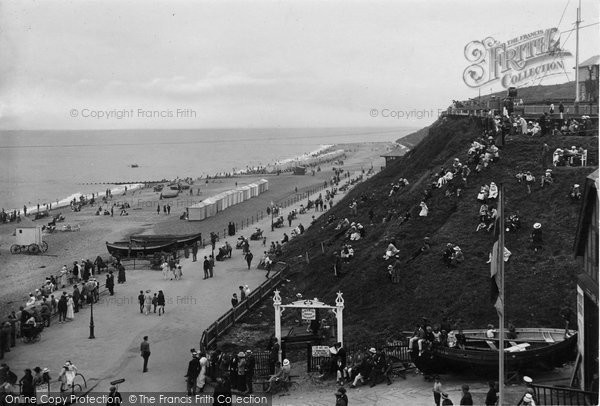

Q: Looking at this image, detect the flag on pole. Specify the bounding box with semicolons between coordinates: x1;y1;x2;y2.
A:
490;186;504;317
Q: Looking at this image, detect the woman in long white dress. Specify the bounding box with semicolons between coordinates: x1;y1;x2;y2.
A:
66;295;74;320
59;266;69;288
419;202;429;217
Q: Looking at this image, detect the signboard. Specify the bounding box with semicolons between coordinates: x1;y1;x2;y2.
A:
311;346;330;357
463;27;572;89
301;308;316;320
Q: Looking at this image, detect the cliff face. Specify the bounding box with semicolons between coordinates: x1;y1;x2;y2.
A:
278;116;597;345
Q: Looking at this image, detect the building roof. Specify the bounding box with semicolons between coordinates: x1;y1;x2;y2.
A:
574;169;599;256
579;55;600;68
381;147;408;158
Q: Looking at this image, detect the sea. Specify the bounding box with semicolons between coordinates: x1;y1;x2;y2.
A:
0;127;414;211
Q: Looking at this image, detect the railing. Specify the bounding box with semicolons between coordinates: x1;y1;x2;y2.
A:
200;262;289;352
307;342;412;373
531;383;599;405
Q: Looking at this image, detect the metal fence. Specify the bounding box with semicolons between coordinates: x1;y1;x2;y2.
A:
531;383;599;405
200;262;289;352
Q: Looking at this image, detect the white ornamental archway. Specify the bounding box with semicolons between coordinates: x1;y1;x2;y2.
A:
272;290;344;363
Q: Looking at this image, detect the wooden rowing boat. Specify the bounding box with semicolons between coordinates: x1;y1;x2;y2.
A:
409;327;577;376
130;232;202;250
105;240;177;258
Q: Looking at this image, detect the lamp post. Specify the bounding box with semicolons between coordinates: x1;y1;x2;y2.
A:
89;296;95;339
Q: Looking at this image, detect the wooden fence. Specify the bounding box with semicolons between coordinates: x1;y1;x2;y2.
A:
199;262;289;352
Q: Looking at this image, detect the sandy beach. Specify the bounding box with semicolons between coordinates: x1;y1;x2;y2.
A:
0;142;390;316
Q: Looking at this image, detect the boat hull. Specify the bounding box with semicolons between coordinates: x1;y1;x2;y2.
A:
105;241;177;258
410;328;577;376
130;232;202;250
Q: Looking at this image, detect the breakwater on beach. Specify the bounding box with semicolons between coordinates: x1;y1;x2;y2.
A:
0;127;413;212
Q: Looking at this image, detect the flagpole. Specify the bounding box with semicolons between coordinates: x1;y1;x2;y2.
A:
498;184;505;405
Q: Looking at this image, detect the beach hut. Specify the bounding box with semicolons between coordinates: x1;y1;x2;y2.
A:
259;179;269;193
187;202;207;221
203;198;217;218
240;186;251;200
224;190;233;208
248;183;259;198
213;194;223;212
235;188;245;204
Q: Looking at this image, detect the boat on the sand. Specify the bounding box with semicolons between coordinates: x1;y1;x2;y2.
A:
130;232;202;250
161;189;179;198
105;240;177;258
410;327;577;376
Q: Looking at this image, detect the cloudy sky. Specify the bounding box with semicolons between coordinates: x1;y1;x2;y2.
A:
0;0;598;129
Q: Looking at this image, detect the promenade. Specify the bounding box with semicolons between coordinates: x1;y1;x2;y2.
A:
3;173;367;396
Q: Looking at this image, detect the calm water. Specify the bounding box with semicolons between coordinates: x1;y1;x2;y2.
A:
0;127;412;210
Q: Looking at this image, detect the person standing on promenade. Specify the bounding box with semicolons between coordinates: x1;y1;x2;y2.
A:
117;261;126;283
245;251;253;270
157;204;160;215
137;291;144;313
144;290;152;315
186;351;200;395
106;385;122;405
105;271;115;295
460;384;473;405
57;293;68;323
231;294;238;307
239;286;246;301
72;285;80;313
66;294;75;321
245;350;255;395
203;257;210;280
432;375;443;406
157;290;165;316
192;241;198;262
140;336;150;372
167;204;171;214
209;255;215;278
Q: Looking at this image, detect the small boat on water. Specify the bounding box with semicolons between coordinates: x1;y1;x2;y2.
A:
131;164;139;168
130;232;202;250
105;240;177;258
410;327;577;376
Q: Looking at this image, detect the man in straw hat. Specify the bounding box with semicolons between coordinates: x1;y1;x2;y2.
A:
441;392;453;405
335;386;348;406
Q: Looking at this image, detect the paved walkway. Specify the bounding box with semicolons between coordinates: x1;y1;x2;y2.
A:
4;176;367;396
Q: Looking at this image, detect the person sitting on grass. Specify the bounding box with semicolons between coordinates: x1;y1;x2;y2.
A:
540;169;554;188
442;243;455;267
450;246;464;266
384;240;400;260
568;184;582;201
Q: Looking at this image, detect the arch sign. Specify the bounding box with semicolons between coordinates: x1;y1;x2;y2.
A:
272;290;344;363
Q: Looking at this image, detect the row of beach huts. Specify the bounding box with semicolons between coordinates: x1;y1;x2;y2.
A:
186;179;269;221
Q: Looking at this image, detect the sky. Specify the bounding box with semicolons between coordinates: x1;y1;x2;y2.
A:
0;0;598;130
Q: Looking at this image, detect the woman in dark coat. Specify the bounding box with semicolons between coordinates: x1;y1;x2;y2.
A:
117;262;126;283
20;368;35;398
